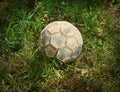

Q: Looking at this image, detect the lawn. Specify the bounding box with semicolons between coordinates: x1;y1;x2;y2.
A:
0;0;120;92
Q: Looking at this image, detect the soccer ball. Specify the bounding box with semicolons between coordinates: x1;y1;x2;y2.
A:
39;21;83;62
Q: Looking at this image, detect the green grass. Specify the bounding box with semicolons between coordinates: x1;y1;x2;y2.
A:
0;0;120;92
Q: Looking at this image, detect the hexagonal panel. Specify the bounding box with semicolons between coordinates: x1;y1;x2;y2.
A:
47;23;60;34
57;47;72;61
51;32;66;48
75;30;83;45
66;37;78;50
45;45;57;57
72;45;82;59
39;34;43;47
40;30;51;46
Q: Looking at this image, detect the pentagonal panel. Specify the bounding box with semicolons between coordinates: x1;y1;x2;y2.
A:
45;45;57;57
40;30;51;46
66;37;78;50
61;26;75;36
47;23;60;34
72;45;82;59
57;47;72;61
51;32;66;48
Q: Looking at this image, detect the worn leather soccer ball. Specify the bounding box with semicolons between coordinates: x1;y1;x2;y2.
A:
40;21;83;62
